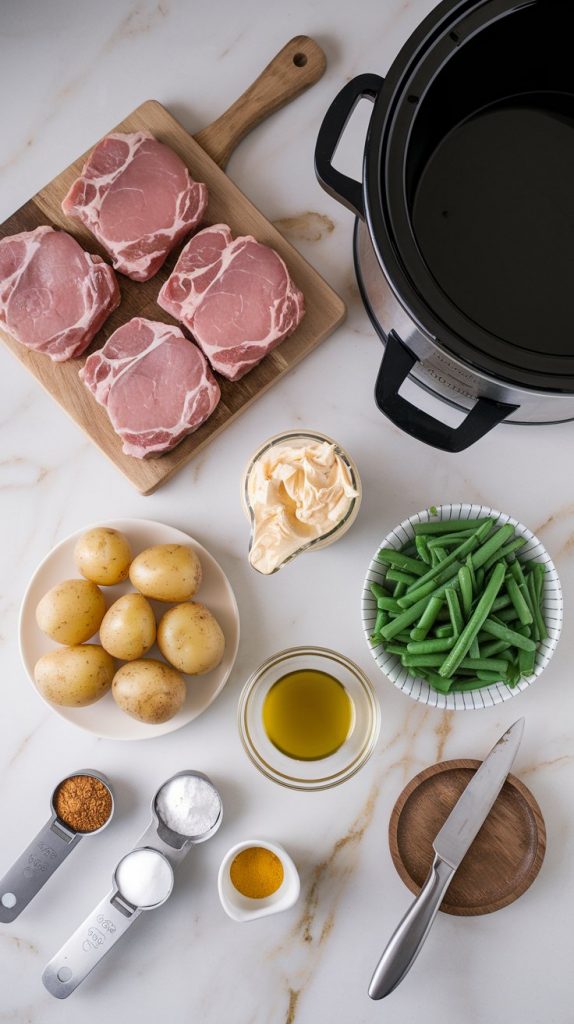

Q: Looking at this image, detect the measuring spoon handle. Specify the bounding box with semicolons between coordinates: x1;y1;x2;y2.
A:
0;818;80;923
42;890;140;998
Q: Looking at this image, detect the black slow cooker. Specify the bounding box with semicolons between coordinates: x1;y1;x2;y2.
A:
315;0;574;451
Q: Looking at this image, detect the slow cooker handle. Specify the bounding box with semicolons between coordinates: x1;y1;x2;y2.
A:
315;74;384;218
375;333;517;452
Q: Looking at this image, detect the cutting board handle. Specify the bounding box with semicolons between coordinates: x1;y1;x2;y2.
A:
194;35;327;169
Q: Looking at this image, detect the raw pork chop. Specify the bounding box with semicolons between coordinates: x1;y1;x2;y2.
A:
80;317;220;458
0;225;119;361
62;132;207;282
157;224;305;380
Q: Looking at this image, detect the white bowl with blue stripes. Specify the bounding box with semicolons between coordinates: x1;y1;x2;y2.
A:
361;503;563;710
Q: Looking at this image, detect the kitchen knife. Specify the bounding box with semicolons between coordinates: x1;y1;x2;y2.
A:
368;717;525;1000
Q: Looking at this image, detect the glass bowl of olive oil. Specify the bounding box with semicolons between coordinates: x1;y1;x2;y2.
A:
238;647;380;791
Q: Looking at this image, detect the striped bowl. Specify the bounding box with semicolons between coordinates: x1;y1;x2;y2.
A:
361;503;563;711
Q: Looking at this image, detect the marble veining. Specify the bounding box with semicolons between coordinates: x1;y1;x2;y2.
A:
0;0;573;1022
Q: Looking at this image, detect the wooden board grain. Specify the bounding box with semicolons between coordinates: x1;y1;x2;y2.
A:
389;759;546;916
0;39;344;493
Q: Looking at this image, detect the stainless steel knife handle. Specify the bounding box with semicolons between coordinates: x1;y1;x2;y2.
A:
369;854;454;1000
42;890;140;999
0;817;80;923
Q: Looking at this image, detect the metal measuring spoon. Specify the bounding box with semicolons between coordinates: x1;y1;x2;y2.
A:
42;770;222;999
42;848;174;999
0;769;113;923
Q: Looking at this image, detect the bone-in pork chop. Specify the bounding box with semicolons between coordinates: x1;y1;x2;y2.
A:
0;225;120;361
62;132;207;282
157;224;305;380
80;317;220;458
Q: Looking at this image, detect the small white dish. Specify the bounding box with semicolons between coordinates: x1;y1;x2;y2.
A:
218;839;300;922
19;518;240;741
362;502;563;711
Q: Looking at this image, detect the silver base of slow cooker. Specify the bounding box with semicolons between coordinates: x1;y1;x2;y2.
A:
354;219;574;425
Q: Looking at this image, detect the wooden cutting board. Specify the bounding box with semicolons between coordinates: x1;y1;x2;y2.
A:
0;37;345;494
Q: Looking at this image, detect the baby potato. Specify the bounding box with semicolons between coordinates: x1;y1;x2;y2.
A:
34;645;115;707
129;544;202;602
99;593;156;661
74;527;132;586
112;660;186;724
36;579;106;645
157;602;225;676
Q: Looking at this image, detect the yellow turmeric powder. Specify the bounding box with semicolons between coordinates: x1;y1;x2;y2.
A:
230;846;284;899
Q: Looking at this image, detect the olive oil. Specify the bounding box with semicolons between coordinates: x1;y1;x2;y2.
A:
262;669;354;761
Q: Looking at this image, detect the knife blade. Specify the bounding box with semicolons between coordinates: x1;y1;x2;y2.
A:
368;718;524;1000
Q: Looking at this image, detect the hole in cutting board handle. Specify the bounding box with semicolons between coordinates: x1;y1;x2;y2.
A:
293;52;308;67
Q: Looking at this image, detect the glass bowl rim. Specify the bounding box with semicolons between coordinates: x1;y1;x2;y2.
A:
237;645;381;791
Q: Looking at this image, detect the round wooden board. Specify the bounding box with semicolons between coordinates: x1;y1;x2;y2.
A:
389;759;546;916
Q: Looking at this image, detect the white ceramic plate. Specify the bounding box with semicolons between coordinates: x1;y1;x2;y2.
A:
19;519;240;740
361;503;563;711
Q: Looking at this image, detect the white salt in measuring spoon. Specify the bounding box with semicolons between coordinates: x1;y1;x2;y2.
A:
43;848;174;999
134;769;223;866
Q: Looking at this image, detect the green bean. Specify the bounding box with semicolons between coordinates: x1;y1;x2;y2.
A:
491;594;512;612
381;589;450;642
385;643;408;656
371;608;388;641
398;561;462;609
393;580;407;598
413;518;492;536
491;606;520;623
433;546;448;563
459;657;509;674
518;646;536;676
481;618;536;651
386;569;417;587
430;547;441;567
446;588;463;637
404;521;492;599
403;654;450;668
376;548;426;575
439;562;506;678
476;670;505;682
509;560;535;611
471;523;515;569
426;672;454;693
376;594;401;613
482;535;527;572
435;624;454;639
427;532;475;548
458;566;473;617
407;636;456;654
469;636;480;659
415;535;432;565
410;595;444;642
533;562;546;598
466;554;477;594
506;577;533;626
528;571;547;641
450;678;493;692
476;567;485;590
480;639;511;658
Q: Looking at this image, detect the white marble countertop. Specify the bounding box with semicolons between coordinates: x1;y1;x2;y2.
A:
1;1;572;1021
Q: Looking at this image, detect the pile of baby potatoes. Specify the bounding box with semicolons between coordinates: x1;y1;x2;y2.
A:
34;527;225;724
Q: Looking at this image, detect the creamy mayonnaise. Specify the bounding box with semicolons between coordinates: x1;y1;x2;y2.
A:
246;440;359;575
